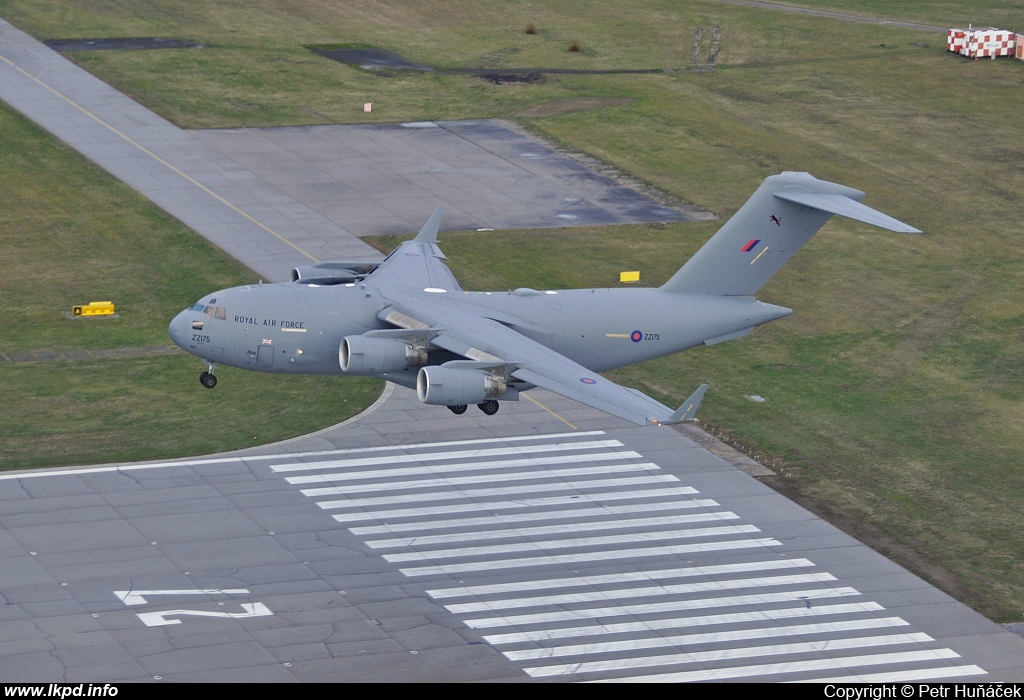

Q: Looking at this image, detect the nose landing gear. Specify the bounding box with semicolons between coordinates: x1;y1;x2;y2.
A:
199;364;218;389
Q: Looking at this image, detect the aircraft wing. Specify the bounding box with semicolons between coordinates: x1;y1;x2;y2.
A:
381;291;703;426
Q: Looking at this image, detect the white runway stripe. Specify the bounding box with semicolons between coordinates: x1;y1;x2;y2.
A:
273;440;626;473
331;491;710;523
526;632;935;677
315;474;686;509
461;586;860;628
443;572;838;613
382;524;761;562
267;430;605;462
299;462;659;497
350;498;722;534
401;537;782;577
505;616;911;660
365;511;740;549
427;558;815;599
286;451;641;485
481;602;889;644
797;665;986;683
590;649;962;683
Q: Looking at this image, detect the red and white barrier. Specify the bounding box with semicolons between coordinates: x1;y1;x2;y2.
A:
949;27;1015;59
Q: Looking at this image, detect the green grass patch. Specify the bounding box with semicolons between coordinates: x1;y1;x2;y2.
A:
1;357;381;471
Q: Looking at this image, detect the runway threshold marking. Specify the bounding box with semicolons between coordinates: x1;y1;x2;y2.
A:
0;52;318;263
265;434;988;683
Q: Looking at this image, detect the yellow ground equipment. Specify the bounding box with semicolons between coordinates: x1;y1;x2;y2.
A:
72;301;116;316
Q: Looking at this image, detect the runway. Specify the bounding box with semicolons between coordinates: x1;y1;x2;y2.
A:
1;12;1023;684
1;388;1021;682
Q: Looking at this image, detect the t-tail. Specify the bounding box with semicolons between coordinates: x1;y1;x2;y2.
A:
661;172;919;296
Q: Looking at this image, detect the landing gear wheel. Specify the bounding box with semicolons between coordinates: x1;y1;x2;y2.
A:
199;371;218;389
448;405;468;415
477;400;499;416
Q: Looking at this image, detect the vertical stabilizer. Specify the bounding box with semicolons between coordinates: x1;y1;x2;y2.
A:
661;172;917;296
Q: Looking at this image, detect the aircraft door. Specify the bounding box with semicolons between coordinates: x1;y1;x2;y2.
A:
256;344;275;369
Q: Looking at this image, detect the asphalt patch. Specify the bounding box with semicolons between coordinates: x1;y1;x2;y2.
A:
44;37;203;52
478;72;545;85
308;46;432;71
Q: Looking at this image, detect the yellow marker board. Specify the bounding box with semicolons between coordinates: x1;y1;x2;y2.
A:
73;301;116;316
619;271;640;283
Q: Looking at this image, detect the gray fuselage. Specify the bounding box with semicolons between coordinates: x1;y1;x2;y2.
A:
168;280;790;389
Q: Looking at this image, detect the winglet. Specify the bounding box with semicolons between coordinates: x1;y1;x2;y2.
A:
661;384;709;424
414;206;444;242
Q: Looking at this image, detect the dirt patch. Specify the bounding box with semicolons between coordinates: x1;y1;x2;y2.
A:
689;25;721;72
44;37;203;52
517;97;634;118
307;46;432;72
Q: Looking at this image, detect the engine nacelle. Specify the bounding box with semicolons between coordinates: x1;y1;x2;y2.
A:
340;335;427;375
292;261;380;285
416;366;507;406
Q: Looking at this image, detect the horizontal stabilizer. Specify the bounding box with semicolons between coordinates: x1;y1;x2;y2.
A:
774;191;920;233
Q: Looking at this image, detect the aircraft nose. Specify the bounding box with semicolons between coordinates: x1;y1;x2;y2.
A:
168;310;190;351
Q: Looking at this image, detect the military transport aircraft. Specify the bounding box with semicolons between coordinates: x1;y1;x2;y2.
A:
168;172;918;426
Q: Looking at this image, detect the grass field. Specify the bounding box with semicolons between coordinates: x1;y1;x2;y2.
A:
1;0;1023;621
0;100;382;471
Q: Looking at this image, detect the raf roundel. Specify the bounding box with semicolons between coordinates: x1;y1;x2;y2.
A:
631;330;643;343
580;377;597;385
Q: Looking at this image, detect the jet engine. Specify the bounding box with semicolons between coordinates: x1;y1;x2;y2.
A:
291;261;380;285
416;366;506;406
339;335;427;375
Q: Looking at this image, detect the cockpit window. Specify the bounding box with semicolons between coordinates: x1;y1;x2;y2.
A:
191;303;227;319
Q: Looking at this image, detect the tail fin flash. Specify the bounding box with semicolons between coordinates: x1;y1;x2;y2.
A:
662;172;919;297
